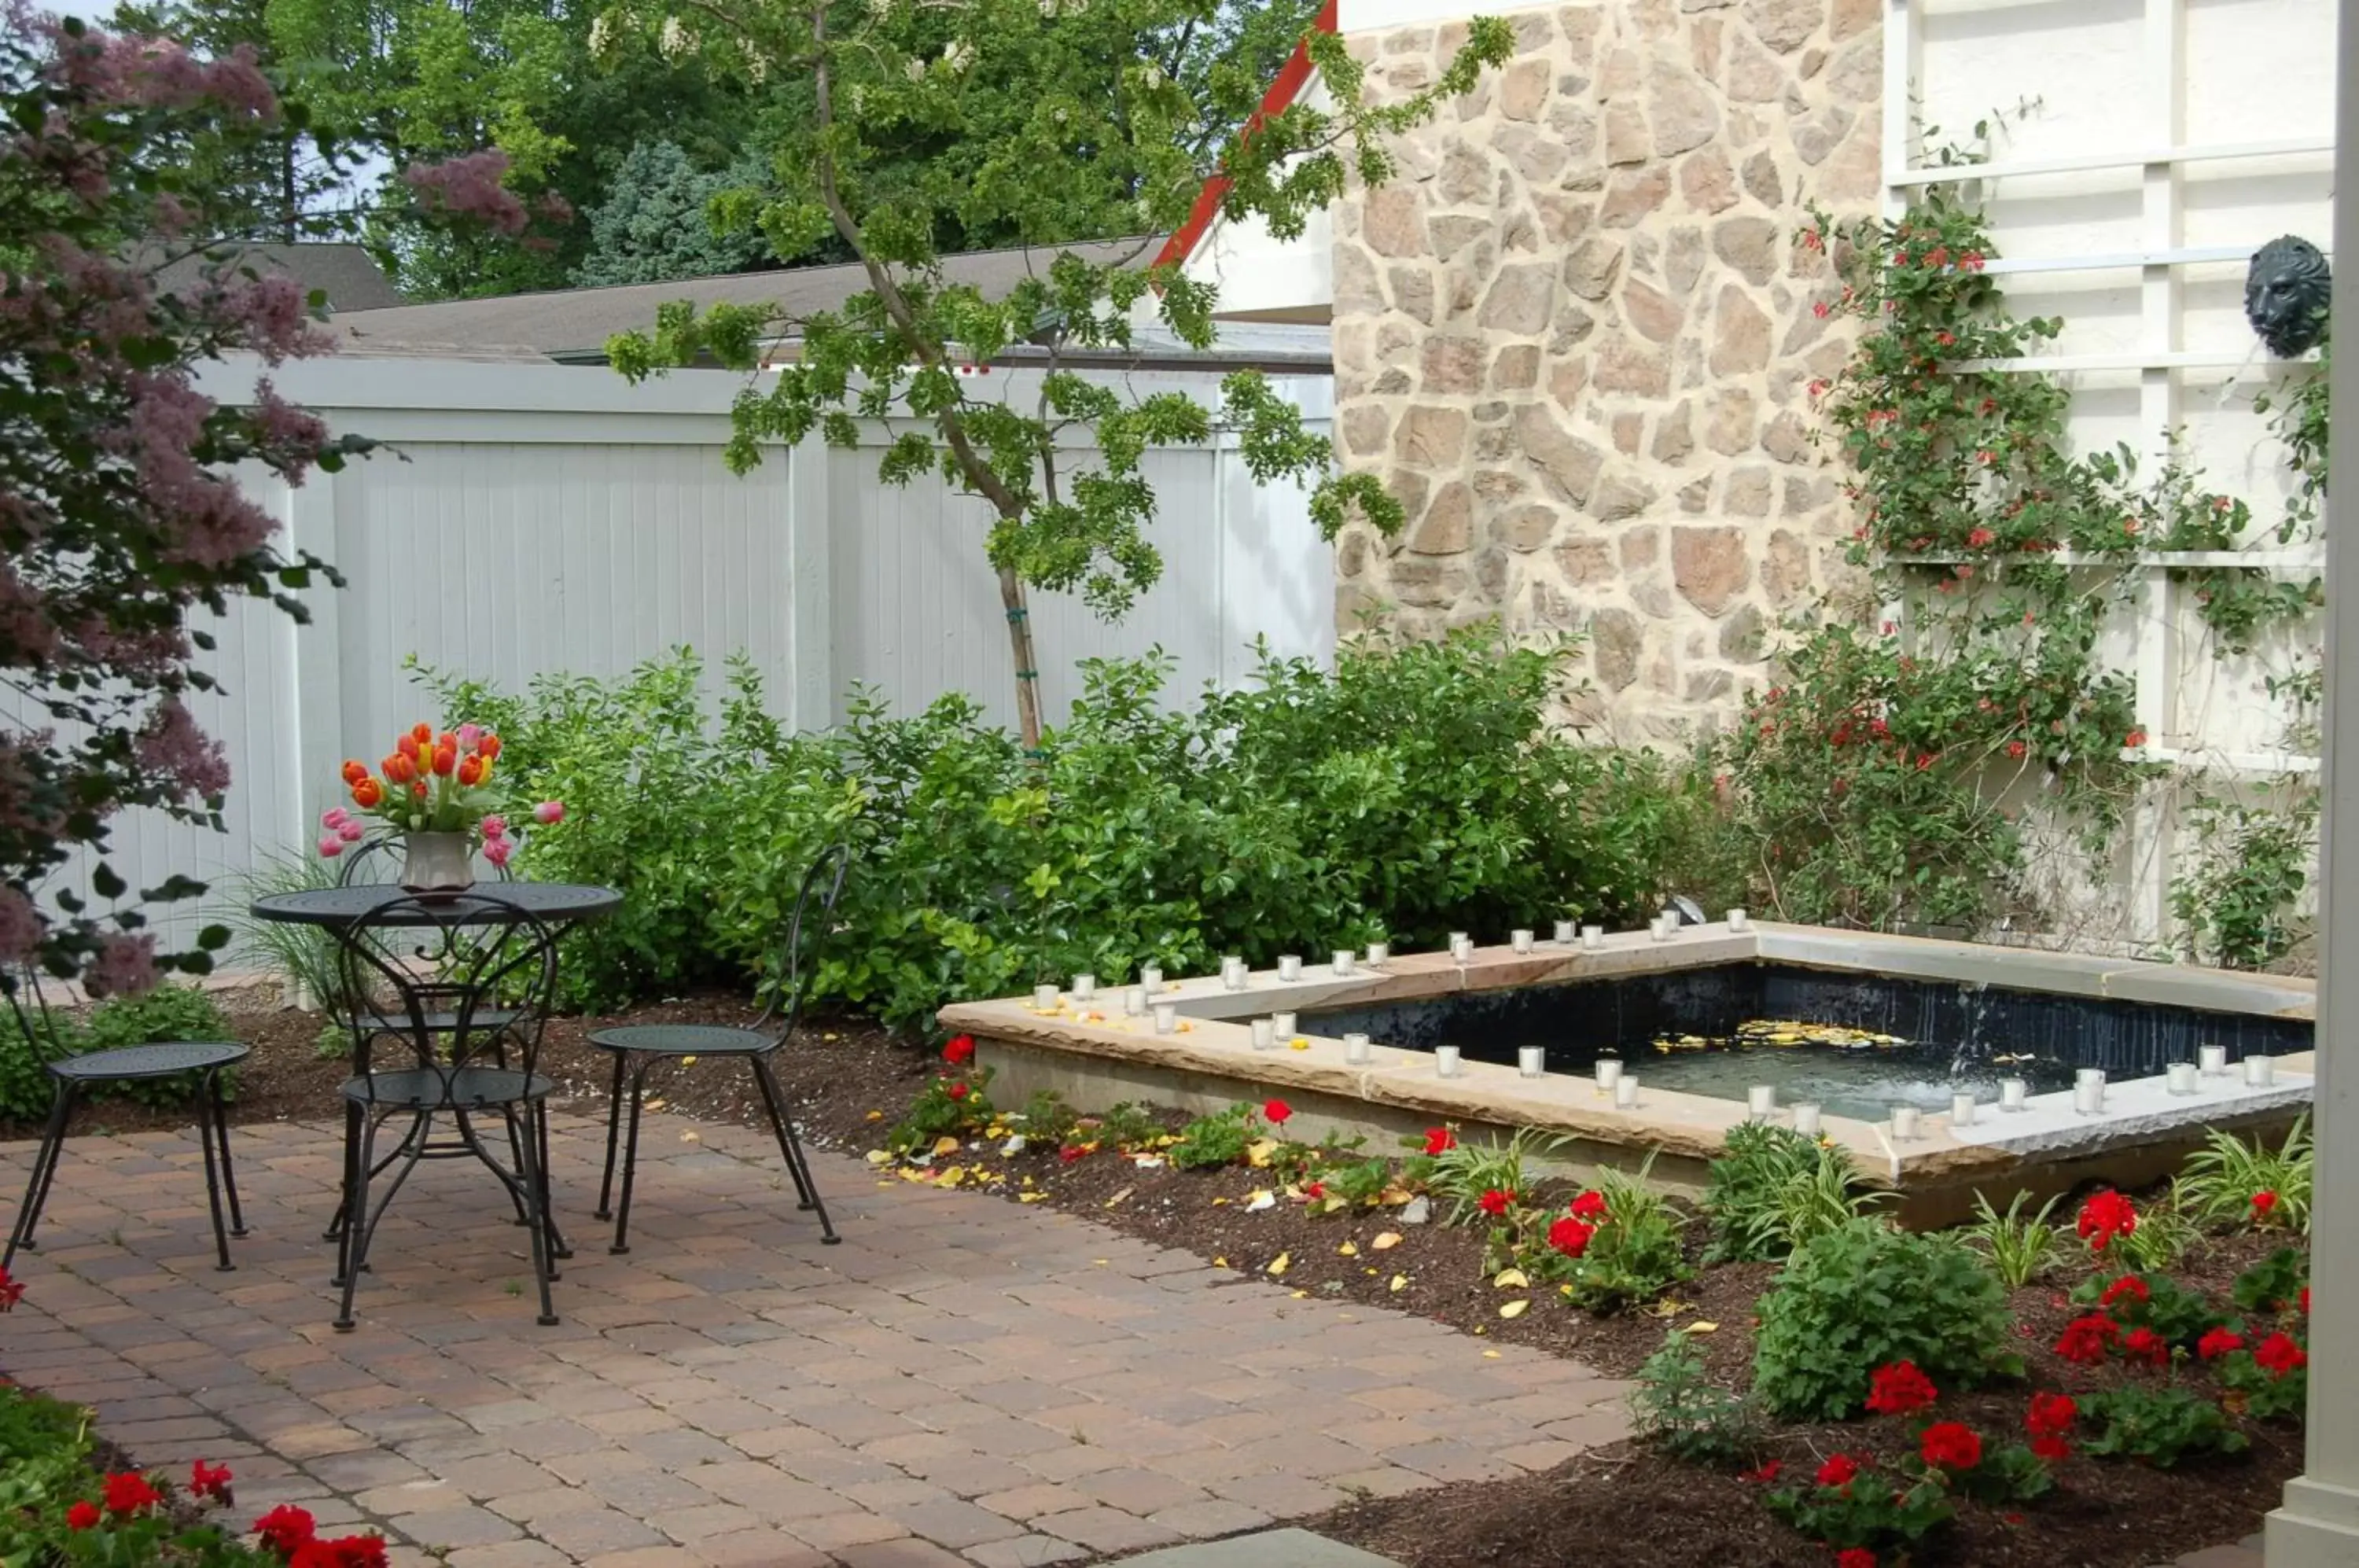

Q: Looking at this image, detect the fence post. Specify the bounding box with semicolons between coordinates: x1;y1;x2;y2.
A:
786;436;836;734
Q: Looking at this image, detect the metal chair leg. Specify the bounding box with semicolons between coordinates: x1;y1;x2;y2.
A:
535;1104;569;1261
5;1081;75;1270
334;1107;383;1331
511;1102;560;1327
752;1055;837;1244
209;1072;247;1239
195;1069;234;1272
749;1054;817;1210
326;1099;362;1242
594;1049;627;1220
609;1062;652;1256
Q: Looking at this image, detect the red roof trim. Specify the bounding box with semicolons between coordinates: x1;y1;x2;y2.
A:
1153;0;1341;273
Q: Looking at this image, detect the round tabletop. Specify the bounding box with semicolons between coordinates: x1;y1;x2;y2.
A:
249;882;624;928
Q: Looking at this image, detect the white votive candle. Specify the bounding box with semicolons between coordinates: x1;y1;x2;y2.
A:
1891;1106;1921;1140
1999;1077;2028;1111
1331;948;1356;976
1251;1018;1276;1051
1124;985;1147;1017
2076;1067;2106;1091
1614;1074;1639;1109
1792;1102;1822;1138
1726;907;1750;932
1595;1057;1623;1091
1221;956;1246;989
1552;920;1577;944
2073;1079;2105;1116
1449;933;1473;962
1139;965;1162;989
1651;915;1673;943
1343;1032;1373;1066
1747;1084;1777;1120
2200;1044;2228;1077
1517;1045;1547;1079
1278;954;1302;981
1366;942;1389;965
1951;1092;1975;1128
1434;1045;1463;1078
1032;984;1060;1010
2167;1062;2199;1095
1072;974;1096;1001
2245;1055;2276;1087
1152;1001;1178;1034
1581;925;1606;951
1511;929;1535;954
1273;1010;1297;1038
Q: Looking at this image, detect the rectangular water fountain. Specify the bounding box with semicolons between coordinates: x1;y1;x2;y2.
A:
937;922;2315;1222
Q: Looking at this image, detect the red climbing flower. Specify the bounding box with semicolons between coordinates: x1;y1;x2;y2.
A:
2255;1333;2309;1378
1919;1422;1983;1472
1816;1452;1860;1489
2077;1191;2138;1251
2198;1327;2247;1362
942;1035;976;1066
1864;1361;1938;1416
2055;1313;2120;1365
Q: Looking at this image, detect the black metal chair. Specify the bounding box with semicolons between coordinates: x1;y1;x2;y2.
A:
328;892;563;1329
4;978;248;1273
589;841;849;1253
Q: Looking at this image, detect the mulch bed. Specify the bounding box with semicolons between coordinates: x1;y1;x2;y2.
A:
2;992;2306;1567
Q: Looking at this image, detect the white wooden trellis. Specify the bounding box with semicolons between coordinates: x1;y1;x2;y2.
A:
1879;0;2334;951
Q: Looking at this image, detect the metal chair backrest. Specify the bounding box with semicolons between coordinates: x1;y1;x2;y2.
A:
755;841;852;1041
332;892;560;1096
2;968;71;1069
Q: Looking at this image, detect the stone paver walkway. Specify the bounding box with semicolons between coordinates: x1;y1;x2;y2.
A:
0;1111;1628;1567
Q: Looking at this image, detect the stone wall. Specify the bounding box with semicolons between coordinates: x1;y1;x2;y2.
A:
1330;0;1882;742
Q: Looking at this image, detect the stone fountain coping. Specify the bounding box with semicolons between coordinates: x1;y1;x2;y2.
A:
934;921;2316;1188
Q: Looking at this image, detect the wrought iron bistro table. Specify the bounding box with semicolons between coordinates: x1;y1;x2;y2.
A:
248;882;620;1327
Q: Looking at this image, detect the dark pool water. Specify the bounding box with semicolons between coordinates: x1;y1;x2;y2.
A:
1303;963;2313;1121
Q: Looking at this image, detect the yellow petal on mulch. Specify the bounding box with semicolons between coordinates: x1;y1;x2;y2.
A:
1389;1274;1408;1292
679;1056;697;1067
865;1110;885;1122
865;1150;891;1165
643;1099;667;1113
932;1136;961;1158
896;1169;927;1183
1684;1321;1720;1334
1493;1268;1530;1290
1371;1232;1403;1250
823;1032;838;1042
1499;1300;1529;1320
1213;1256;1228;1268
1365;1268;1379;1276
1267;1252;1291;1276
1338;1242;1359;1257
1647;1297;1692;1318
1246;1139;1277;1168
1291;1290;1308;1298
680;1131;699;1143
1380;1187;1414;1205
1018;1192;1048;1203
937;1166;965;1186
1211;1196;1231;1206
1483;1349;1503;1359
1104;1187;1133;1209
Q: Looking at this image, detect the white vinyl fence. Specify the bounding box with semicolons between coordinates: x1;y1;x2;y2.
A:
31;352;1336;951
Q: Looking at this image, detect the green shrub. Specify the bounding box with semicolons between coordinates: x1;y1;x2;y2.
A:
1702;1122;1885;1264
415;630;1681;1032
1628;1331;1758;1467
2181;1113;2313;1233
1168;1105;1257;1170
0;985;232;1122
1963;1190;2063;1287
1751;1218;2015;1421
2079;1386;2249;1466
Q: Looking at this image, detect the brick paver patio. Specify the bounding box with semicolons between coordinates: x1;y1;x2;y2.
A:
0;1110;1629;1567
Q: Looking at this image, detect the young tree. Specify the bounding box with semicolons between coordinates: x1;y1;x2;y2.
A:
602;0;1509;748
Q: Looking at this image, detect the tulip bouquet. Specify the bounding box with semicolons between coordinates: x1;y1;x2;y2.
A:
322;722;562;868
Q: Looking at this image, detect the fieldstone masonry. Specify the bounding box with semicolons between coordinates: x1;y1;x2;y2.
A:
1331;0;1882;739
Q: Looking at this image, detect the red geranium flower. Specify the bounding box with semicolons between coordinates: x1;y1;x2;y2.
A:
2099;1275;2149;1310
103;1473;161;1516
1478;1189;1513;1218
2251;1190;2279;1217
1546;1216;1595;1259
1058;1143;1088;1164
2026;1393;2077;1441
2301;1286;2311;1315
1570;1190;1608;1222
1919;1421;1982;1472
190;1459;234;1504
1836;1551;1877;1568
946;1082;969;1102
66;1500;101;1531
2031;1436;2071;1462
942;1035;976;1066
0;1266;21;1311
1263;1099;1293;1125
2055;1313;2119;1364
2255;1332;2309;1378
255;1505;318;1556
1816;1452;1859;1489
325;1539;391;1568
1423;1126;1456;1156
1741;1459;1783;1484
1864;1360;1938;1416
2122;1327;2169;1367
1303;1181;1325;1200
2077;1191;2138;1251
2198;1327;2246;1361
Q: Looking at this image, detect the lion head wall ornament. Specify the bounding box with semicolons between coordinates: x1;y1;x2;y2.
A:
2244;236;2331;358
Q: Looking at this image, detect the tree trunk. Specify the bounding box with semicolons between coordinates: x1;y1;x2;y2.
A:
998;564;1043;753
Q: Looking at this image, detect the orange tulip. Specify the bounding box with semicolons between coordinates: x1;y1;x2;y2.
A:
457;755;484;786
410;722;432;745
340;759;367;785
396;733;421;761
351;777;384;808
411;782;429;801
384;753;416;784
431;745;457;778
478;734;502;760
437;731;457;753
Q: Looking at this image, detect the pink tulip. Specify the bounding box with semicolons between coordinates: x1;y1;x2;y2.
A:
457;723;484;749
316;835;344;858
482;837;513;869
479;815;508;841
320;807;350;830
337;820;364;843
532;801;564;826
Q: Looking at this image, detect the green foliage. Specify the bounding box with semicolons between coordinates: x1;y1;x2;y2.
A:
1701;1123;1884;1264
1014;1089;1080;1147
1952;1441;2058;1506
2217;1342;2309;1420
420;636;1672;1030
1167;1103;1255;1170
2070;1271;2221;1346
1628;1331;1758;1468
1963;1190;2063;1288
2172;792;2318;970
1083;1102;1160;1150
1765;1467;1955;1555
2181;1114;2313;1234
576;139;776;286
1533;1160;1691;1314
1750;1218;2014;1421
1322;1156;1394;1209
222;849;347;1013
885;1063;996;1155
2078;1386;2248;1467
2232;1247;2309;1316
1423;1126;1567;1227
2111;1183;2200;1274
